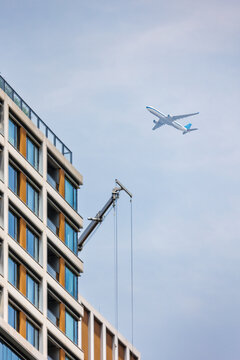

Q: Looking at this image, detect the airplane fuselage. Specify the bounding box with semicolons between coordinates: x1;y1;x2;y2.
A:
146;106;199;134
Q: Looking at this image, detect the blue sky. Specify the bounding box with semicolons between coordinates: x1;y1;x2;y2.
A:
1;0;240;359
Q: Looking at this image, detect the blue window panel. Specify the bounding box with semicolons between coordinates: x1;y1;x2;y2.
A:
65;178;77;210
9;119;18;147
8;257;18;287
27;274;39;308
27;137;39;170
65;266;78;299
65;311;78;344
9;164;18;193
65;222;78;254
27;228;39;261
8;211;18;240
26;321;39;349
27;182;39;215
8;304;18;330
0;338;24;360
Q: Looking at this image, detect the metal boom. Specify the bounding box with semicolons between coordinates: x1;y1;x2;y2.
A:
78;179;132;251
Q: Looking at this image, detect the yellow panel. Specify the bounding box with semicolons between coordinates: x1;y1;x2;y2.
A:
19;311;26;338
19;172;26;203
130;352;138;360
94;318;101;360
19;127;26;158
19;217;26;249
59;257;65;287
106;330;113;360
59;349;65;360
59;213;65;242
59;168;65;198
19;264;26;296
118;341;125;360
82;308;89;360
59;303;65;333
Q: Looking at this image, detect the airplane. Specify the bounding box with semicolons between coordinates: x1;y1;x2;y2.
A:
146;106;199;134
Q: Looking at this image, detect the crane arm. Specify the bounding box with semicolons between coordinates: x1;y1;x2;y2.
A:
78;179;132;251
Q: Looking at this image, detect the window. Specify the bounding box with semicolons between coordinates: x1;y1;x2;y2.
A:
8;210;18;240
27;227;39;261
27;137;39;170
8;256;18;287
26;273;39;308
65;266;78;299
0;337;24;360
27;182;39;215
65;310;78;344
8;164;18;194
26;320;39;349
47;202;59;235
65;178;77;210
9;118;18;147
8;303;19;330
65;221;78;254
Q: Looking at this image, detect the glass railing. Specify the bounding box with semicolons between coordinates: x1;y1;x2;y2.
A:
0;75;73;163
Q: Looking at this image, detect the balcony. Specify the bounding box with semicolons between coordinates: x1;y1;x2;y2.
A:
0;75;73;163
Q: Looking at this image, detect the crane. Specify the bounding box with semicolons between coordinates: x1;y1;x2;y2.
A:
78;179;132;251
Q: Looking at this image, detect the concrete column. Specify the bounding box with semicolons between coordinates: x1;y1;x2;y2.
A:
113;335;118;360
102;324;106;360
125;348;130;360
89;311;94;360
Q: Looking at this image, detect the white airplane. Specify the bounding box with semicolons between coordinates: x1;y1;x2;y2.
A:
146;106;199;134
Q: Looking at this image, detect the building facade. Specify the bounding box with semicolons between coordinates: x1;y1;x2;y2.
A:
0;76;140;360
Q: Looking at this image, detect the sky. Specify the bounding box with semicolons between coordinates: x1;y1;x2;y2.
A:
1;0;240;359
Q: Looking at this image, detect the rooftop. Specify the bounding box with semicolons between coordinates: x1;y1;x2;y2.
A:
0;75;73;163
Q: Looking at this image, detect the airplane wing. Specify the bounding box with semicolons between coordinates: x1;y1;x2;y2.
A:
152;120;165;130
172;112;199;120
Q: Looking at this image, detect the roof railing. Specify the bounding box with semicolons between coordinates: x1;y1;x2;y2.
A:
0;75;72;163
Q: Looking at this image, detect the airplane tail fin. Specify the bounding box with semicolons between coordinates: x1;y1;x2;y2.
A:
183;123;198;135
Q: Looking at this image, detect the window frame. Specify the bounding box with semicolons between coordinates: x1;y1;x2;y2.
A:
26;319;39;349
65;264;78;299
65;176;78;210
8;117;19;148
65;220;78;254
8;163;19;194
26;181;39;216
26;272;39;308
65;309;78;344
8;255;19;288
8;209;19;241
26;135;39;171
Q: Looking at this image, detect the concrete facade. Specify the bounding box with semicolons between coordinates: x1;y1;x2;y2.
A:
0;79;140;360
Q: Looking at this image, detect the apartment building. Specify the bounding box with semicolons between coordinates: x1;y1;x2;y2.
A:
0;76;140;360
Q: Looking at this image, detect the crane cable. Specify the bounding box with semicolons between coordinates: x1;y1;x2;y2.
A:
113;200;119;332
130;197;134;347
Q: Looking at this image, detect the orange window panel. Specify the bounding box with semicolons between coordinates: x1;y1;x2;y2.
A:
19;218;26;249
59;168;65;198
106;330;113;360
130;352;138;360
82;307;89;360
118;341;125;360
94;318;102;360
19;127;27;157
